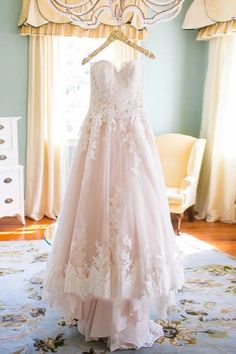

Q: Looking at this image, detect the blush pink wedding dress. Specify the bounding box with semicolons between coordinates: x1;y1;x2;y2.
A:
43;60;184;352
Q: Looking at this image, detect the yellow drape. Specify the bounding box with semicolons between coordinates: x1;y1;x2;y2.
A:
18;0;146;39
182;0;236;40
25;37;64;220
197;20;236;41
19;23;146;40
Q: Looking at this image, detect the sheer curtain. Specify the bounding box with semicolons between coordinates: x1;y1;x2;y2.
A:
25;36;138;220
196;35;236;223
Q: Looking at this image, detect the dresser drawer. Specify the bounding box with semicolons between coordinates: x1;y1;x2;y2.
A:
0;121;11;134
0;134;13;151
0;193;21;214
0;149;18;166
0;169;19;195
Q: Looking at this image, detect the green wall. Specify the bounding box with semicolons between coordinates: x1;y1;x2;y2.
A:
0;0;207;170
144;0;208;137
0;0;28;166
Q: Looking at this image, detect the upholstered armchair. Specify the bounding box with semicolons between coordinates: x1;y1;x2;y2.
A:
155;134;206;234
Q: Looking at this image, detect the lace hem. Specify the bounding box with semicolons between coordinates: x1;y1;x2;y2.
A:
43;287;164;352
108;320;164;352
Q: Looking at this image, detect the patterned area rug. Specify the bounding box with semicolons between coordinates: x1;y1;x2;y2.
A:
0;234;236;354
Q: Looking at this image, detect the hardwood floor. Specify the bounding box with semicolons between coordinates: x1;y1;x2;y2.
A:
0;216;235;256
181;218;236;257
0;217;54;241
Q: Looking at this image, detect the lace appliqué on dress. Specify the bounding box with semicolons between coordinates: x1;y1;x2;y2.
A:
61;187;140;299
76;61;147;175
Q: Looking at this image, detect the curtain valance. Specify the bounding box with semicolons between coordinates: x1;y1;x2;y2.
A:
182;0;236;40
18;0;146;40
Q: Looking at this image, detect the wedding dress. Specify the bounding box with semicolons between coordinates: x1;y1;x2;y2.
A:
43;60;184;351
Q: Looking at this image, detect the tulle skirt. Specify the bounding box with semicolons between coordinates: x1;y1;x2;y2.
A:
43;112;184;351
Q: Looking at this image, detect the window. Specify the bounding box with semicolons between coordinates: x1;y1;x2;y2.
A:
57;37;114;176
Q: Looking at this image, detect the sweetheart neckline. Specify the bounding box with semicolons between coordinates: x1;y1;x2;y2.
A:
90;59;142;73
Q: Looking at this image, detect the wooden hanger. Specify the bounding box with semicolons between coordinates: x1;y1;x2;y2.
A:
82;29;156;65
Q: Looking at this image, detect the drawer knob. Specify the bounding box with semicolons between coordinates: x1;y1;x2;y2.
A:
0;124;4;130
4;177;13;183
0;139;5;144
5;198;14;204
0;155;7;160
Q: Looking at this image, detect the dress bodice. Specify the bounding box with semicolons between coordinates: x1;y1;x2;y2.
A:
88;60;144;121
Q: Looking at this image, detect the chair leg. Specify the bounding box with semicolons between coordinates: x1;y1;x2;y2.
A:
187;205;195;222
172;213;184;235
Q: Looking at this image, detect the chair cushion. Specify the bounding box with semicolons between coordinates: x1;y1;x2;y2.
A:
167;187;185;205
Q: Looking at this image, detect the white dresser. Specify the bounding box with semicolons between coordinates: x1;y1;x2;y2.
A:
0;117;25;224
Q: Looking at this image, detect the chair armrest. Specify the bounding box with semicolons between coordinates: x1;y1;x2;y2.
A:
180;176;196;190
179;176;197;207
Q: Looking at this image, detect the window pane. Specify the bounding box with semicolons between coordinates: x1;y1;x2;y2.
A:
58;37;113;178
60;37;113;140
